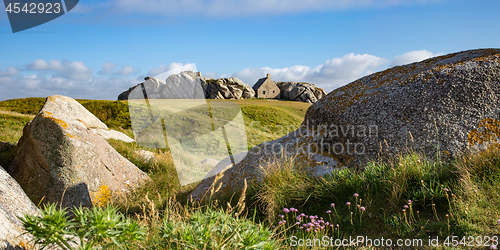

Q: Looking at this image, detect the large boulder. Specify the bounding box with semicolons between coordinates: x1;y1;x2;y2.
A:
207;77;255;100
161;73;206;99
190;48;500;200
119;77;168;100
189;129;340;200
118;71;255;100
7;95;150;209
305;48;500;166
276;82;327;103
0;166;41;249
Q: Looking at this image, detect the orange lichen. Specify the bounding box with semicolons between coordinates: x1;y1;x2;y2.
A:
42;111;68;129
17;240;34;250
468;118;500;146
91;185;111;207
66;133;80;139
442;150;450;158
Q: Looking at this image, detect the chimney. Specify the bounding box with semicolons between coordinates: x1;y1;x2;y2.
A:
267;73;271;79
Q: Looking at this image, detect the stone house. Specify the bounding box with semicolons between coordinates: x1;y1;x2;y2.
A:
252;73;280;98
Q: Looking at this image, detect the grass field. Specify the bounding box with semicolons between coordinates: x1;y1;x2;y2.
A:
2;97;500;249
0;97;310;148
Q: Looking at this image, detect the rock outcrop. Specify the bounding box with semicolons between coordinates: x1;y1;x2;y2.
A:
306;48;500;166
0;166;40;249
190;48;500;200
118;70;255;100
202;77;255;100
7;95;150;209
202;152;249;179
275;82;327;103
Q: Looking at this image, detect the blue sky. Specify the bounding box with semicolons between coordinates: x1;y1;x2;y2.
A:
0;0;499;100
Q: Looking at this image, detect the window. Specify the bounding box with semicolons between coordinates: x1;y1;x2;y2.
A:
263;90;266;95
273;90;275;93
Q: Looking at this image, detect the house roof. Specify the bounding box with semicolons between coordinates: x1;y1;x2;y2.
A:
252;77;268;91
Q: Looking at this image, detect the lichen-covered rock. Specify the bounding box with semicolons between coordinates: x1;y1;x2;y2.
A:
119;77;167;100
190;48;500;200
7;95;150;209
202;152;248;179
207;77;255;100
305;48;500;167
276;82;327;103
161;73;206;99
0;166;40;249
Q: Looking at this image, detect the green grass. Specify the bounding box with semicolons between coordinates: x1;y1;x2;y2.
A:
0;97;132;131
0;112;33;143
0;111;34;167
0;98;308;171
247;146;500;249
4;97;500;249
0;98;308;147
251;151;455;236
241;104;305;149
0;97;47;115
17;144;500;250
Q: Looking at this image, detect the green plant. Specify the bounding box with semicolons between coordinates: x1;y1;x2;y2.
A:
20;203;146;250
159;206;279;249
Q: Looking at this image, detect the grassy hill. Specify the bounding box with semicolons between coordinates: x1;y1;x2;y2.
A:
0;97;310;147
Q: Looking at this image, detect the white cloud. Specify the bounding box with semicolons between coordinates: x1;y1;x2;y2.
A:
0;59;141;100
0;72;141;101
310;53;388;86
26;59;94;80
98;62;118;75
0;60;197;101
148;62;197;79
0;67;19;87
0;67;19;77
230;53;387;92
389;50;443;67
111;0;442;18
97;62;140;76
116;65;140;76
